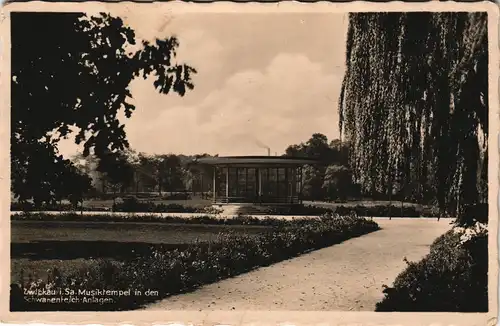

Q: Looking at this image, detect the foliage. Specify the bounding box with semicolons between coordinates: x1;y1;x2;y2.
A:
332;205;440;218
249;205;331;216
112;197;198;213
11;201;441;217
301;165;325;200
161;193;192;200
10;211;325;226
454;203;488;227
11;215;379;311
97;151;135;194
284;133;349;166
376;223;488;312
339;12;488;216
11;12;196;205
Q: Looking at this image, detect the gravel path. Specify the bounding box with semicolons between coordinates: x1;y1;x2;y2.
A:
146;218;453;311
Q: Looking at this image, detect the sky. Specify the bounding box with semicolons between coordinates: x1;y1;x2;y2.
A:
58;12;349;158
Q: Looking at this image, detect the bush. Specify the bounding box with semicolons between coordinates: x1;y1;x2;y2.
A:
161;193;192;200
11;202;113;212
112;197;198;213
260;205;333;216
11;211;363;227
455;203;488;227
332;204;440;217
11;214;379;311
376;222;488;312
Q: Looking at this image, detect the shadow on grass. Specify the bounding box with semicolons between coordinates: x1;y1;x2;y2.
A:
11;241;203;260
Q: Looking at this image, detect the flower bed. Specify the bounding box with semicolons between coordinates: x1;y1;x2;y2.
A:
112;200;199;213
12;212;322;227
258;205;333;216
10;202;111;212
332;204;440;217
10;214;379;311
11;198;440;218
251;204;440;217
375;222;488;312
11;198;218;214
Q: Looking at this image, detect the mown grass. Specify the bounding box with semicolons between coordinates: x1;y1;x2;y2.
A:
11;219;270;284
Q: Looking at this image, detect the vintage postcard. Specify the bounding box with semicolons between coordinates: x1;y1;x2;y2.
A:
0;1;498;325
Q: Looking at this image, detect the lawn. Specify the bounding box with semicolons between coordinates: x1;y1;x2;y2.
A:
11;215;380;311
82;197;212;210
10;220;271;284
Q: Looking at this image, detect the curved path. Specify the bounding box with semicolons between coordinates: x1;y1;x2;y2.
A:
146;218;453;311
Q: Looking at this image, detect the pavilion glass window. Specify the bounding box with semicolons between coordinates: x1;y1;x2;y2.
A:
229;167;238;197
216;167;227;197
268;168;278;197
278;168;287;198
247;168;256;198
237;168;246;197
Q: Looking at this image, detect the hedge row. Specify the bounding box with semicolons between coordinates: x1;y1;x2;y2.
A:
11;199;221;215
11;212;329;227
262;204;440;217
332;205;440;217
112;200;199;213
11;202;110;212
376;223;488;312
11;214;379;311
258;205;332;216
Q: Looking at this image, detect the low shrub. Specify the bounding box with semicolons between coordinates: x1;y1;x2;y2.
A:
196;206;224;215
112;198;198;213
454;203;488;227
260;205;333;216
161;193;192;200
332;204;440;218
12;199;441;219
376;222;488;312
256;203;441;218
112;198;219;214
11;202;112;212
12;211;341;227
11;214;379;311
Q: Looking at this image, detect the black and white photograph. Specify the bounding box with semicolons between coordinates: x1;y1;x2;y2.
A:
2;2;497;322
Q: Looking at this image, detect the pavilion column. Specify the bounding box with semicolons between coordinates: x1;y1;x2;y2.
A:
285;168;289;203
213;167;217;203
245;168;248;199
225;167;229;201
298;167;303;204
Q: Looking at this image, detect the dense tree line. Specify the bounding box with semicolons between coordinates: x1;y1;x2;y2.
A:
339;12;488;215
284;133;358;201
65;133;357;202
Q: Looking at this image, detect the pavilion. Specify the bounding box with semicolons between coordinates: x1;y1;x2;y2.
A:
193;156;319;206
